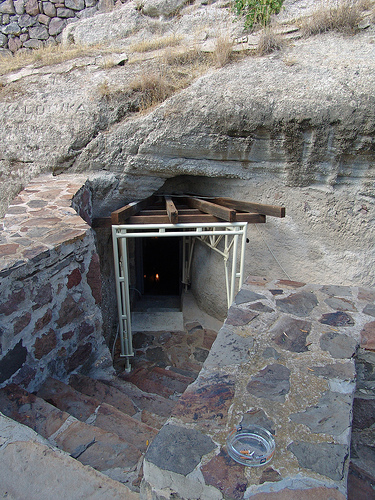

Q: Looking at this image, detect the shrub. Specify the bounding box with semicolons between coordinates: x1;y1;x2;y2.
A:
300;0;368;36
130;72;175;111
234;0;284;30
257;27;284;55
212;35;234;67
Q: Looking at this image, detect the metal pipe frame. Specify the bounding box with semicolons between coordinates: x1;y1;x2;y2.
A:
112;222;248;368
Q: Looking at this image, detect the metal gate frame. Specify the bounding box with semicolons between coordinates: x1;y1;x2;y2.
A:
112;222;248;371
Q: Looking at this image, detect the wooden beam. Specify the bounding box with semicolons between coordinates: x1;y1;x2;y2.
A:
111;196;155;224
208;197;285;218
127;213;265;224
165;196;178;224
183;197;236;222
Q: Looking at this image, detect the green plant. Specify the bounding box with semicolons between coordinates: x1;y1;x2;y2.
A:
234;0;284;30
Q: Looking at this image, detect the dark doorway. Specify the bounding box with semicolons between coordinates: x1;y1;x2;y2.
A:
137;237;181;296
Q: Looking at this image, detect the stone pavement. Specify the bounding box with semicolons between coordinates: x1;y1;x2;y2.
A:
142;277;375;499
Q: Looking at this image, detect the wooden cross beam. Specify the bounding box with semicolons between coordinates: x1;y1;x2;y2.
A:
208;197;285;218
111;196;155;224
165;196;178;224
183;196;237;222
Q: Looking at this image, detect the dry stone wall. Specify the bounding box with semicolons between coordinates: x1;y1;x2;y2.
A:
0;0;103;52
0;174;112;392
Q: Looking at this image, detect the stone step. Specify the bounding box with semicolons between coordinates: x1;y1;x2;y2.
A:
70;372;177;429
0;413;139;500
0;384;142;480
69;373;138;416
131;311;184;332
37;377;158;453
120;364;195;399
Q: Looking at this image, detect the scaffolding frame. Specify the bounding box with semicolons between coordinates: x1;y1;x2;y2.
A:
112;222;248;370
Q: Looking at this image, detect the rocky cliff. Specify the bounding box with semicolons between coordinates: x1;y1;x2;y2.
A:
0;0;375;316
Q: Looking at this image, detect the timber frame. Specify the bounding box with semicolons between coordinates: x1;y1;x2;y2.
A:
94;195;285;371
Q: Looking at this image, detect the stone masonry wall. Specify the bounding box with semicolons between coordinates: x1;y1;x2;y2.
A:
0;0;121;53
0;174;111;392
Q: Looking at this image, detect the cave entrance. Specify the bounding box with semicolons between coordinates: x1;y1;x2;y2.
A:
134;236;182;307
106;194;285;370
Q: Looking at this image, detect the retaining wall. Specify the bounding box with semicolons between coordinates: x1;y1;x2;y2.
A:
0;174;112;392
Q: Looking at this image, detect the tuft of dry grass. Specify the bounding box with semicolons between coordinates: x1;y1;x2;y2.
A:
257;28;284;55
300;0;370;36
129;34;182;53
212;35;234;67
130;72;176;111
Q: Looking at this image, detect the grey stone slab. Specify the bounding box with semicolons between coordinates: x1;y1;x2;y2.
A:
205;326;254;367
262;347;280;360
287;441;349;481
321;285;352;297
319;311;355;327
247;364;290;402
311;362;355;380
145;423;215;475
247;301;274;313
325;297;357;312
240;408;275;435
234;289;266;305
289;391;352;436
271;316;311;353
320;332;358;359
276;291;318;317
363;303;375;318
225;305;258;326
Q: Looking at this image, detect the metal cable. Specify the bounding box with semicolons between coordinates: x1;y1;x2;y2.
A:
255;224;293;281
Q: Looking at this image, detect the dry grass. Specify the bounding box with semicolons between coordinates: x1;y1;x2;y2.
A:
212;35;234;67
0;43;118;76
300;0;371;36
257;28;284;55
130;72;176;111
129;34;182;53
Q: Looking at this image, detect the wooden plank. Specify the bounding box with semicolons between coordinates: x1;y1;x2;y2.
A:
209;197;285;218
183;197;236;222
127;213;265;224
139;209;201;216
165;196;178;224
91;217;112;228
111;196;155;224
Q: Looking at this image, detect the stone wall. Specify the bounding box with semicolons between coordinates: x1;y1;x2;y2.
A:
0;174;112;392
0;0;111;53
142;277;375;499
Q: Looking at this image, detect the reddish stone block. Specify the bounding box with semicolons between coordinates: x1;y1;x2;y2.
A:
226;306;258;326
65;343;92;373
358;288;375;302
0;244;20;256
67;268;82;289
33;329;57;359
78;321;94;340
13;312;32;335
173;374;235;425
57;295;83;328
360;321;375;351
276;279;306;288
201;449;247;500
33;309;52;334
32;283;52;310
0;289;26;316
62;330;74;341
86;253;102;304
203;329;218;349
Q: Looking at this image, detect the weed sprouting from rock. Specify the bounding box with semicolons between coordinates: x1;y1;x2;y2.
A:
234;0;284;30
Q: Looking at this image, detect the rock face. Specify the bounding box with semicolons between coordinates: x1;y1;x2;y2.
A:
1;0;375;317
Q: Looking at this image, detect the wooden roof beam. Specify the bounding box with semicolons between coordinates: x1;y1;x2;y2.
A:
183;196;236;222
208;197;285;218
111;195;155;224
165;196;178;224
